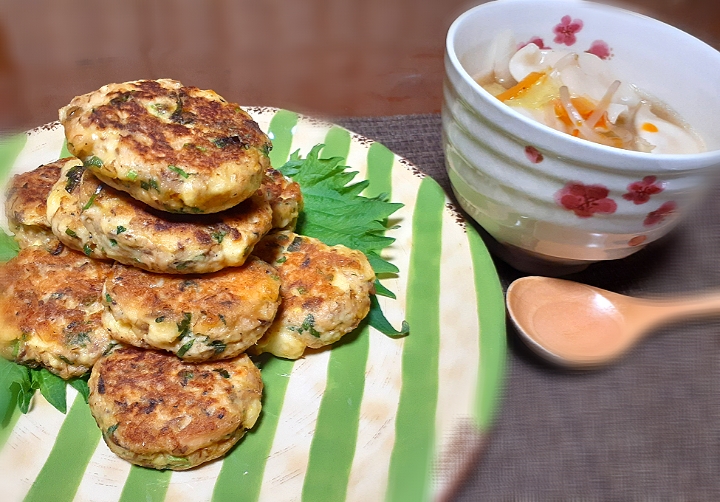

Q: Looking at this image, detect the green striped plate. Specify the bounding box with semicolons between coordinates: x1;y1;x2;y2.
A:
0;108;506;502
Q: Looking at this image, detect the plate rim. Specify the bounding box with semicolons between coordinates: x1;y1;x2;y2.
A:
0;108;507;502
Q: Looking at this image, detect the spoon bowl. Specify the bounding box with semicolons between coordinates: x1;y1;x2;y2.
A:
507;276;720;367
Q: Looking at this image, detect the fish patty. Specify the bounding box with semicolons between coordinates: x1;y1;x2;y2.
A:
0;247;114;379
88;347;263;470
5;159;72;252
252;231;375;359
47;161;272;274
60;79;271;214
102;257;281;361
261;168;303;230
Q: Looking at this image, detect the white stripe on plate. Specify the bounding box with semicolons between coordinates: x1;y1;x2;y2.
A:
257;349;332;502
165;456;225;502
339;129;369;182
11;124;65;177
432;206;481;498
0;125;64;231
73;439;133;502
345;156;419;502
288;115;334;160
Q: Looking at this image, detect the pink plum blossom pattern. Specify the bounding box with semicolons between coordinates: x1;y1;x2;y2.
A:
586;40;611;60
553;15;584;46
520;37;550;50
644;201;677;226
525;146;544;163
628;235;647;247
555;181;617;218
622;176;665;204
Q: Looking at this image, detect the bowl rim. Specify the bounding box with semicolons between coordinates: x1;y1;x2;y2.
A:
445;0;720;163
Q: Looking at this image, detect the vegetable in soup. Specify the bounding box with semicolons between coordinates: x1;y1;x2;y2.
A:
477;34;704;154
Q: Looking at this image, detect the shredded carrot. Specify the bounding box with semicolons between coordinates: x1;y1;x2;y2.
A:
495;72;544;102
642;122;659;133
571;96;596;117
555;90;624;147
554;97;608;129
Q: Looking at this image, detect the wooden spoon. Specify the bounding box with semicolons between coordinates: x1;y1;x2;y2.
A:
506;276;720;367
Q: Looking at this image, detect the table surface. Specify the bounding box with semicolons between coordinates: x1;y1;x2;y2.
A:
4;0;720;499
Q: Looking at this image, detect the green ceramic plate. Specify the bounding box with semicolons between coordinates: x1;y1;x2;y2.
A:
0;108;505;502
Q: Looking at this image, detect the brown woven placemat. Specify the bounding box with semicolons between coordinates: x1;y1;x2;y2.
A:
337;114;720;500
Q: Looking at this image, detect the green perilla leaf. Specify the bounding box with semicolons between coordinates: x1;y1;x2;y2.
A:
32;368;67;414
68;375;90;403
0;358;28;420
0;229;19;263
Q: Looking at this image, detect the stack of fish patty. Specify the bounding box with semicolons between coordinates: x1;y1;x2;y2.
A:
0;79;375;470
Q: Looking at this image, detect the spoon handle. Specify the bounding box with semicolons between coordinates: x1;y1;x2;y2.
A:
633;291;720;330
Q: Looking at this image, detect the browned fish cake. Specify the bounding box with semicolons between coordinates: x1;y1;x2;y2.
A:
102;257;281;361
47;161;272;274
252;231;375;359
88;347;263;470
0;247;114;379
261;168;303;230
4;159;73;252
59;79;271;214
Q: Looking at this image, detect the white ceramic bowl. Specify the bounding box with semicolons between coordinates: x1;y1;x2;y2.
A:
443;0;720;274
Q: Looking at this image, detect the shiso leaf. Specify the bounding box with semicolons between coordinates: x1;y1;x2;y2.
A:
68;375;91;403
0;229;19;263
278;145;408;337
373;279;396;299
367;295;410;338
366;251;399;275
33;368;67;414
0;357;29;420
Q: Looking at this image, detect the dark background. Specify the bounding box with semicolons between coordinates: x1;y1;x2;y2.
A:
0;0;718;131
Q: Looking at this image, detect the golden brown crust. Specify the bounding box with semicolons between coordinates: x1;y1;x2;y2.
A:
102;257;281;361
260;168;303;230
47;161;273;274
88;347;263;470
60;79;271;213
5;159;72;251
252;231;375;359
0;247;114;378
